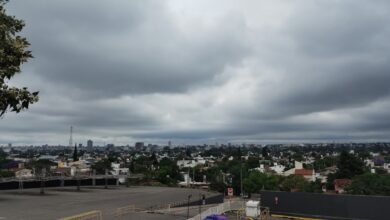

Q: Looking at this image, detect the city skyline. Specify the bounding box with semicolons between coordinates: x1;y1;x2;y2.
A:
2;0;390;145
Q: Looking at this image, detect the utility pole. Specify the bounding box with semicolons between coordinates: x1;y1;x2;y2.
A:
104;169;108;189
76;170;80;191
240;147;243;198
240;163;243;198
40;168;46;195
92;169;96;186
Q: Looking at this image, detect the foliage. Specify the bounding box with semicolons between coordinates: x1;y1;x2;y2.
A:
243;171;282;194
0;148;7;164
0;149;8;167
131;155;153;176
346;173;390;196
0;170;14;177
91;158;113;175
72;145;78;161
246;156;260;169
156;158;180;186
26;159;56;174
261;146;269;158
205;166;226;192
335;151;365;179
281;175;310;192
0;0;39;117
312;156;336;171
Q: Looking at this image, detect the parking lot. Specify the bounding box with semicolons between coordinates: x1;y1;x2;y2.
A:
0;186;218;220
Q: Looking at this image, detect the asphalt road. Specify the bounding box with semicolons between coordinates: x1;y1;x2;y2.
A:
0;186;218;220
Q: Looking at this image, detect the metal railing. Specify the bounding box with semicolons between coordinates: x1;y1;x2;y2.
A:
188;200;244;220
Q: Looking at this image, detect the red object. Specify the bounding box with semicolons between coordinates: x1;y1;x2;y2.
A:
334;179;352;193
294;169;314;176
227;188;233;196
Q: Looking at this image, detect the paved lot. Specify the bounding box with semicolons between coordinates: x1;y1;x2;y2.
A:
0;186;218;220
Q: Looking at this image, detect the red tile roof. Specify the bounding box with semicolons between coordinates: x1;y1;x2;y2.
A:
295;169;314;176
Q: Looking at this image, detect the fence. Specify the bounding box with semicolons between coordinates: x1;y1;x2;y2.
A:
188;200;244;220
58;210;102;220
148;193;224;212
0;178;118;190
172;194;225;208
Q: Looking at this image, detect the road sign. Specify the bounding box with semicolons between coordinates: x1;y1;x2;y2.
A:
227;187;233;196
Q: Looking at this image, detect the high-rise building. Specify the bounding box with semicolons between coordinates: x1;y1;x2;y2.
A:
87;140;93;148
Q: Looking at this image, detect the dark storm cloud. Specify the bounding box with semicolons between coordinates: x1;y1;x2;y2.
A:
9;0;250;98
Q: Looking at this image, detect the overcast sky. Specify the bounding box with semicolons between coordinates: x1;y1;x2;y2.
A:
2;0;390;146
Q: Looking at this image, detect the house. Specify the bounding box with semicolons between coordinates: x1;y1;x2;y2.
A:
334;179;352;194
53;167;71;176
283;161;315;182
111;163;129;183
177;158;206;168
15;168;33;178
373;156;385;166
269;163;285;174
295;169;315;182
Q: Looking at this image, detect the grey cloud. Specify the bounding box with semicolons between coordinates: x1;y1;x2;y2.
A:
2;0;390;145
9;0;250;98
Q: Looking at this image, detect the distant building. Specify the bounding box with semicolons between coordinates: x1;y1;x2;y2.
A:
135;142;144;151
373;155;385;166
294;169;315;182
111;163;129;183
87;140;93;151
283;161;315;182
106;144;115;152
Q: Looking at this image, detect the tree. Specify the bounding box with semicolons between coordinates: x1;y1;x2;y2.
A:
346;173;390;196
72;144;78;161
281;175;310;192
246;156;260;169
91;159;112;175
335;151;365;179
0;0;38;117
156;158;180;186
243;171;282;194
26;159;56;174
261;146;269;158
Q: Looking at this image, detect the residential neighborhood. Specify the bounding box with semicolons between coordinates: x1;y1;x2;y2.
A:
1;142;390;196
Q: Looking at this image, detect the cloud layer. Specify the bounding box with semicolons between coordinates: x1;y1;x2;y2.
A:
1;0;390;145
